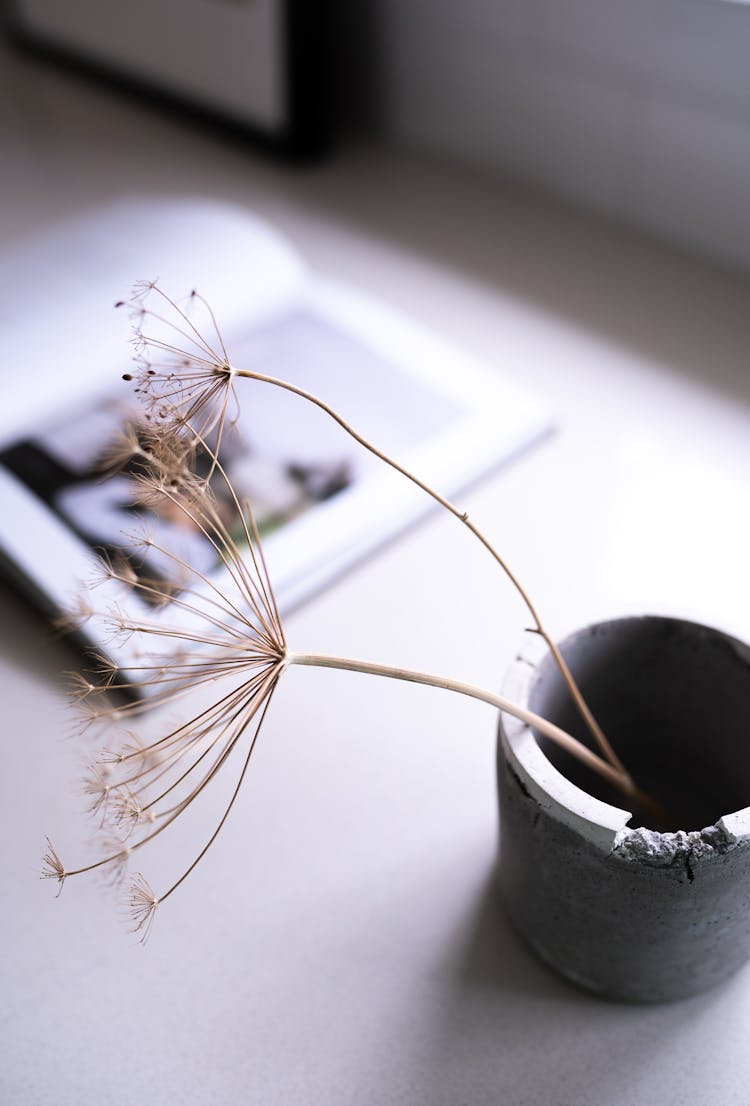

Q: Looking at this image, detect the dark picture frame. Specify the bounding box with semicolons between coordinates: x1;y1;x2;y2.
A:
7;0;331;160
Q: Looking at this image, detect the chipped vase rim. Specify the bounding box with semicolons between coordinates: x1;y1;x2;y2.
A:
500;621;750;854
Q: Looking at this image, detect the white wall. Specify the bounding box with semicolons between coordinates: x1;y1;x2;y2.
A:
346;0;750;271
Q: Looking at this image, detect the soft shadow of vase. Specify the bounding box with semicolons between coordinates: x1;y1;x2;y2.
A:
497;616;750;1003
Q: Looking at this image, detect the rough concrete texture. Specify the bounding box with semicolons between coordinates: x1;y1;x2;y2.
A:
497;760;750;1002
613;825;733;865
497;617;750;1003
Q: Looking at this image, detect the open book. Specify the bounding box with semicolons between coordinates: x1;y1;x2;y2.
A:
0;199;551;665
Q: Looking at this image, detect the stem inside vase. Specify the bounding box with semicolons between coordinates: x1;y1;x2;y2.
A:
527;617;750;832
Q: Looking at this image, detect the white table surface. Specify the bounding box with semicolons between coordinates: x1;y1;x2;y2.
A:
3;38;750;1106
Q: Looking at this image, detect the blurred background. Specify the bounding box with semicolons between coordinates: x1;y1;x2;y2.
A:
3;0;750;655
337;0;750;273
4;0;750;270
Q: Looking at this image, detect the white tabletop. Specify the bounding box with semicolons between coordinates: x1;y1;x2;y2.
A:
3;38;750;1106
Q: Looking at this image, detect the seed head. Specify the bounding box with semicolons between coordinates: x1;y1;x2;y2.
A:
120;283;238;456
41;838;67;896
47;436;287;937
126;873;159;943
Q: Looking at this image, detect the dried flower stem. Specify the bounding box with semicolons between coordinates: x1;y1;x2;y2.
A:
286;651;636;798
227;364;627;782
124;283;626;781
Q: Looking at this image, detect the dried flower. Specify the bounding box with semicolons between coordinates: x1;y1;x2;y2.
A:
118;282;238;454
126;873;159;943
41;838;66;896
120;282;624;777
45;285;656;941
82;766;114;823
46;442;287;935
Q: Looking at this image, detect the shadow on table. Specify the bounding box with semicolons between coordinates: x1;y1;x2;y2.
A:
0;575;75;686
406;860;742;1106
449;861;586;1002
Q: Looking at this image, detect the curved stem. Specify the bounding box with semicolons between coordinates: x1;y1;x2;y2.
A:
538;632;624;774
232;366;624;776
287;650;636;798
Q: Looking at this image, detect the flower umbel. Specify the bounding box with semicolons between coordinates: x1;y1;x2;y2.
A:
119;282;626;779
47;441;287;938
126;873;159;943
118;282;239;452
42;837;66;896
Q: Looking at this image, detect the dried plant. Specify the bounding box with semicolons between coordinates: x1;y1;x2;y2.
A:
119;282;625;779
45;446;287;938
44;283;656;939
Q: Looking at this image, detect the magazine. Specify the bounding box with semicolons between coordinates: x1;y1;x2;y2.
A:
0;199;551;667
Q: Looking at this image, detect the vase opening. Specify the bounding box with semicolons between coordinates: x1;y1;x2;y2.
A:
528;617;750;833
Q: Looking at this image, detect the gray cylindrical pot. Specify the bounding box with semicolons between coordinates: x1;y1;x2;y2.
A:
497;616;750;1002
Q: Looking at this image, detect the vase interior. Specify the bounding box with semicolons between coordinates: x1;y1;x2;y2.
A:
529;617;750;832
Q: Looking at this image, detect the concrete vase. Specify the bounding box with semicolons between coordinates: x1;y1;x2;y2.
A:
497;616;750;1002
